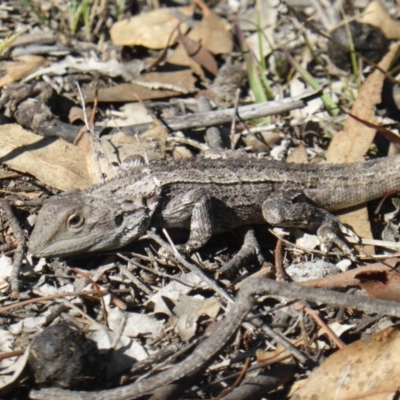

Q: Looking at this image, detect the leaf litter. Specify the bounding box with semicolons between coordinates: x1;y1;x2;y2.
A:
1;0;400;399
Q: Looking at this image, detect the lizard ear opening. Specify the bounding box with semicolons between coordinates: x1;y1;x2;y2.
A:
115;215;123;227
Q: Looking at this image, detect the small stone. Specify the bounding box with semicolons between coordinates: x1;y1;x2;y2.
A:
28;323;102;389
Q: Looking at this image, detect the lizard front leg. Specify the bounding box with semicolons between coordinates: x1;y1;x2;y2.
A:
161;189;213;252
262;190;354;255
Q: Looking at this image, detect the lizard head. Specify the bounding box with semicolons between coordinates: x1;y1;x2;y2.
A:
28;190;160;258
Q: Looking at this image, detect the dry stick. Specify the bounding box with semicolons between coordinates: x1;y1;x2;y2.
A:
296;304;346;349
229;88;241;150
0;289;131;315
75;82;104;183
116;255;153;296
0;199;25;299
156;229;234;304
30;277;400;400
198;96;223;149
110;91;318;135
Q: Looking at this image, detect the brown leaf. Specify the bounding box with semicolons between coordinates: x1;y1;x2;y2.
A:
68;106;93;124
286;143;308;164
356;270;400;302
291;325;400;400
176;29;218;76
192;8;233;54
0;124;91;191
325;44;399;254
167;7;231;73
0;56;48;88
109;6;193;49
83;70;197;102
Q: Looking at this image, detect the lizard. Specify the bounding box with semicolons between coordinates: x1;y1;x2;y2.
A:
28;155;400;258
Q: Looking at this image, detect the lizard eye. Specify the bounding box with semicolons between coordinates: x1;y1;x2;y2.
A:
67;214;85;230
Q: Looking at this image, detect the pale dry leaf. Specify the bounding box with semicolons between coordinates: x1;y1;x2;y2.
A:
0;55;48;88
110;6;193;48
68;106;93;124
174;294;207;341
0;347;30;392
325;44;399;254
286;143;308;164
108;309;164;339
83;70;197;102
291;325;400;400
195;9;233;54
242;134;274;153
173;145;194;159
88;329;148;378
85;121;168;183
0;124;91;191
0;171;20;180
100;103;153;128
24;56;144;83
146;272;204;315
174;295;220;341
362;0;400;40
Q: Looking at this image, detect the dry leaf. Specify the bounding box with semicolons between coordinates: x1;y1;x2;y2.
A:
291;325;400;400
0;56;48;88
192;9;232;54
176;29;218;75
167;9;232;71
174;295;220;341
68;106;93;124
83;70;196;102
325;44;399;254
286;143;308;164
84;121;169;183
362;0;400;40
0;124;91;191
110;6;193;48
356;270;400;302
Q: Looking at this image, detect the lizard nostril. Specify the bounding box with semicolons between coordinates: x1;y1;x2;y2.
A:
115;215;123;226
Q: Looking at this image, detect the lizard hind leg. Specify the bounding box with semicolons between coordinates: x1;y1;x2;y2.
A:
262;190;355;257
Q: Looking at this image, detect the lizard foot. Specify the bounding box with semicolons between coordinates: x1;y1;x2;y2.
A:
317;219;358;261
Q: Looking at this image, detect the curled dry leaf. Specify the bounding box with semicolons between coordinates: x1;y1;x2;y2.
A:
176;28;218;76
110;6;193;49
291;325;400;400
0;124;91;191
